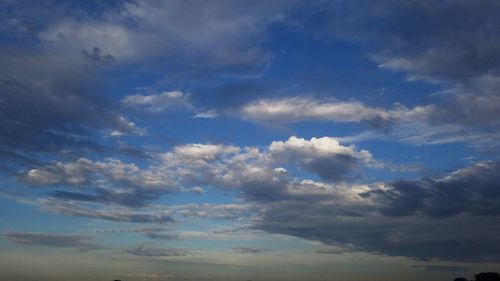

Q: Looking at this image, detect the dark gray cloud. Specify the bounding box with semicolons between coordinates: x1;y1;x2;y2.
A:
0;44;143;157
364;161;500;217
0;0;301;171
253;161;500;262
81;47;115;68
325;0;500;84
49;188;163;208
3;231;104;251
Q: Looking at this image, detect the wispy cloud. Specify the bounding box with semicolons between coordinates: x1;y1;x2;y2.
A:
3;231;105;251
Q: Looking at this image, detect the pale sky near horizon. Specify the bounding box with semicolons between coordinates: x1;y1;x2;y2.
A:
1;1;500;280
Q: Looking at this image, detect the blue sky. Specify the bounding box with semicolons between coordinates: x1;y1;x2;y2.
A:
1;1;500;280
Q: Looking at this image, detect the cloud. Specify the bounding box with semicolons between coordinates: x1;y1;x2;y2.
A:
254;161;500;262
173;203;257;221
364;161;500;217
94;227;169;234
240;97;426;126
238;96;500;149
0;50;140;154
32;0;300;77
3;231;103;251
193;110;217;119
123;91;193;113
126;245;199;257
324;0;500;85
310;0;500;148
232;247;273;254
315;245;351;255
188;187;205;194
21;157;175;190
38;198;174;223
49;188;163;208
0;0;303;171
269;136;378;181
18;136;379;213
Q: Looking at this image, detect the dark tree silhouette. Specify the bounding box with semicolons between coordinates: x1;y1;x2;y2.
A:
475;272;500;281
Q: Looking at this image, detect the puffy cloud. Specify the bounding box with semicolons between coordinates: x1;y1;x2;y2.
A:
21;157;175;190
255;161;500;262
18;136;379;220
364;161;500;217
269;136;377;181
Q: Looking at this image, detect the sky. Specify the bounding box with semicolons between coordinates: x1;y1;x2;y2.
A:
1;1;500;280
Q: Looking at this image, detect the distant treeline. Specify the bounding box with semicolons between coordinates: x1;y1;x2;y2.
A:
455;272;500;281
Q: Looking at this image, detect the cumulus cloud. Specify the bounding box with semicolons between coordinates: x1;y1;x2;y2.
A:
21;157;175;189
255;161;500;262
364;161;500;217
269;136;378;181
17;136;379;221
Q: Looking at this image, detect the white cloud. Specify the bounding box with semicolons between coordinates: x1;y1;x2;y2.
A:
240;97;433;126
269;136;379;181
123;91;193;113
22;157;175;190
21;136;381;207
193;110;217;119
